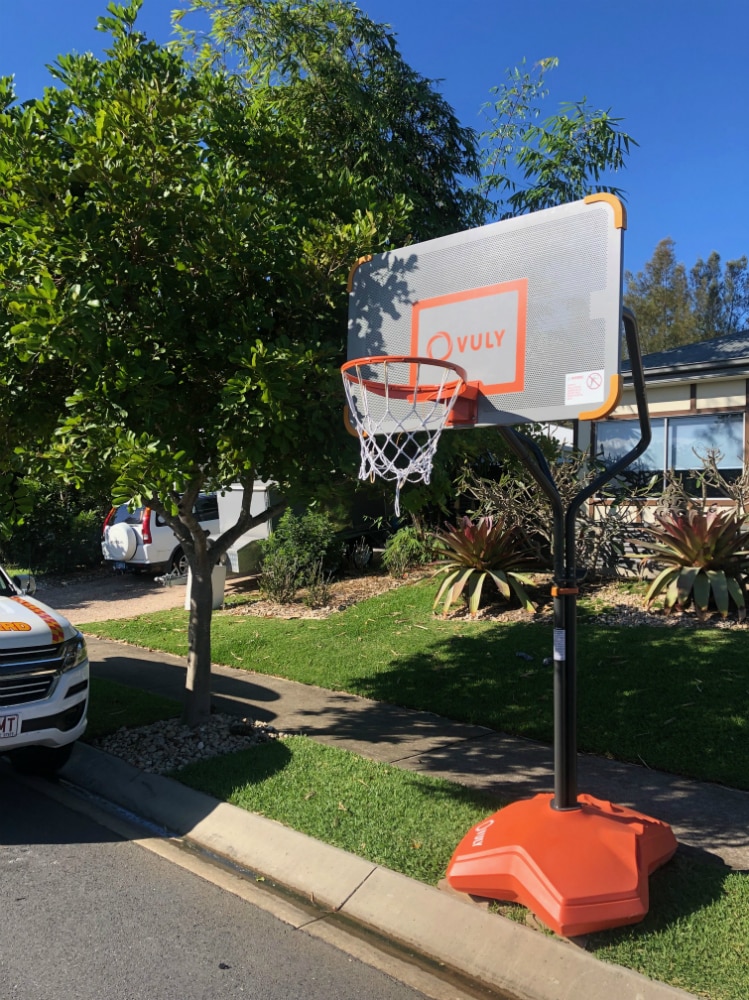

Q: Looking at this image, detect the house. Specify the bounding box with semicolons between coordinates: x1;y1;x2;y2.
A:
577;330;749;501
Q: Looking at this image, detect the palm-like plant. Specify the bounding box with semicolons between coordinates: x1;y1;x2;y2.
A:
432;516;537;617
639;508;749;618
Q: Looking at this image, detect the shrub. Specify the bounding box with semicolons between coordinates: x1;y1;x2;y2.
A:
258;547;300;603
0;489;104;574
432;516;537;617
259;509;338;602
461;451;652;580
382;526;434;578
638;508;749;618
301;559;334;608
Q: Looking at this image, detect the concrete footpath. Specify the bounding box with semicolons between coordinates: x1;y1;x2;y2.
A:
68;636;749;999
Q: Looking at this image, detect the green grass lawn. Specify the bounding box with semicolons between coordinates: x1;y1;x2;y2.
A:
83;579;749;789
85;677;749;1000
177;735;499;885
86;677;182;738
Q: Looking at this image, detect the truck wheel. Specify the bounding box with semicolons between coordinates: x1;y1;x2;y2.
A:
9;743;74;776
170;547;189;576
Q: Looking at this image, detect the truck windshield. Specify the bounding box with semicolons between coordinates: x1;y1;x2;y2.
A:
0;569;17;597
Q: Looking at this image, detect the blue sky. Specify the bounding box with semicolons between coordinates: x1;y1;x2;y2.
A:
1;0;747;279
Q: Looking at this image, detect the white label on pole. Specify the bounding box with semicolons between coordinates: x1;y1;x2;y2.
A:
565;369;605;406
553;629;565;661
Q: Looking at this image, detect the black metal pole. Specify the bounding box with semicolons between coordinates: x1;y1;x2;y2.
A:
553;584;579;810
496;309;651;812
497;427;578;809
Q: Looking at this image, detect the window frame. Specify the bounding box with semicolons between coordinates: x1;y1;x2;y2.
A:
594;410;746;497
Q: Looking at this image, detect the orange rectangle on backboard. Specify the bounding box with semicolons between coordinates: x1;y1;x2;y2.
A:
410;279;528;395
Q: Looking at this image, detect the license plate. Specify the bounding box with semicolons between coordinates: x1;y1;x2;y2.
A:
113;561;127;571
0;714;19;739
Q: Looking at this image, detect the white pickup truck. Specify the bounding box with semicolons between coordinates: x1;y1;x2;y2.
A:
0;564;89;774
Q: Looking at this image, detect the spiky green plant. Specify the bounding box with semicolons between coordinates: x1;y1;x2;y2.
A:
432;516;537;617
639;508;749;618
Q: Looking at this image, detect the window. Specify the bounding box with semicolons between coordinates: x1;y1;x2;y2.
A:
112;504;145;526
194;494;219;522
595;412;745;496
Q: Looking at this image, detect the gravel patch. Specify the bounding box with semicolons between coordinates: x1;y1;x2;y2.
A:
231;571;417;619
89;714;290;775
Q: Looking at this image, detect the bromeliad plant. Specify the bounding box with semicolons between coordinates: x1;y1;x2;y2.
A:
638;508;749;619
432;516;537;617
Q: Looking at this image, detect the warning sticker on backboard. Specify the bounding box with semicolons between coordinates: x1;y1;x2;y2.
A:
565;370;605;406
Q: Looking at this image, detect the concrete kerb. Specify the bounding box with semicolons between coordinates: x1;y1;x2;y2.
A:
62;743;697;1000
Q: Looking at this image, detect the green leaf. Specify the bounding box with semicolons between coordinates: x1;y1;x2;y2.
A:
467;572;486;616
433;568;461;607
487;569;511;600
645;566;678;606
707;570;729;616
692;572;711;612
448;567;476;606
676;566;699;607
665;577;680;610
726;576;745;614
504;571;536;613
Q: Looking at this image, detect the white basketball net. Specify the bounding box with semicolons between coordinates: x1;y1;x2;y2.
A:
342;357;466;516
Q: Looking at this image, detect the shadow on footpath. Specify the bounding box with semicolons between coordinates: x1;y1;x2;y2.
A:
87;636;749;871
91;646;282;719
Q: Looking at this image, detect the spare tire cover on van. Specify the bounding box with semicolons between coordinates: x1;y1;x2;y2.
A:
104;523;138;561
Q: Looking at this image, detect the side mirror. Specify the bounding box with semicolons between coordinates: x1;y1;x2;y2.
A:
12;573;37;596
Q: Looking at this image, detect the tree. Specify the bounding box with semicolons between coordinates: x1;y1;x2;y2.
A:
691;252;749;340
722;257;749;335
690;251;725;342
180;0;486;241
478;57;636;217
623;238;696;353
0;0;482;724
624;239;749;354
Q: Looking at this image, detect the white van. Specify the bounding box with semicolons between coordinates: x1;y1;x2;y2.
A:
218;481;279;574
101;494;220;574
0;565;89;774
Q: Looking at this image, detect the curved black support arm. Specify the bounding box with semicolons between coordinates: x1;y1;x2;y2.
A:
495;309;651;812
496;426;565;581
566;309;652;554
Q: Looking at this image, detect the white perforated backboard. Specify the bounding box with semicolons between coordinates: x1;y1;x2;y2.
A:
347;195;625;428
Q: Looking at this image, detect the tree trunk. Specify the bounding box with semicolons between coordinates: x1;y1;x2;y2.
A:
183;546;215;726
164;477;286;727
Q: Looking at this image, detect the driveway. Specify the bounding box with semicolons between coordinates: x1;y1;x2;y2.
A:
36;570;257;625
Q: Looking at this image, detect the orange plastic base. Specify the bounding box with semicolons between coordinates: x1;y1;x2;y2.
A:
446;793;677;937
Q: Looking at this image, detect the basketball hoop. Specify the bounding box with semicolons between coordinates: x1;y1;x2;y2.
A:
341;355;475;515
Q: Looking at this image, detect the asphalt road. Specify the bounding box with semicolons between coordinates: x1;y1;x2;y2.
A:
0;769;434;1000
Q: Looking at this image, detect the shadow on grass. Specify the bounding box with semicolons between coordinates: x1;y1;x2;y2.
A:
585;849;747;999
641;849;746;929
173;740;293;798
342;619;749;791
89;639;283;720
